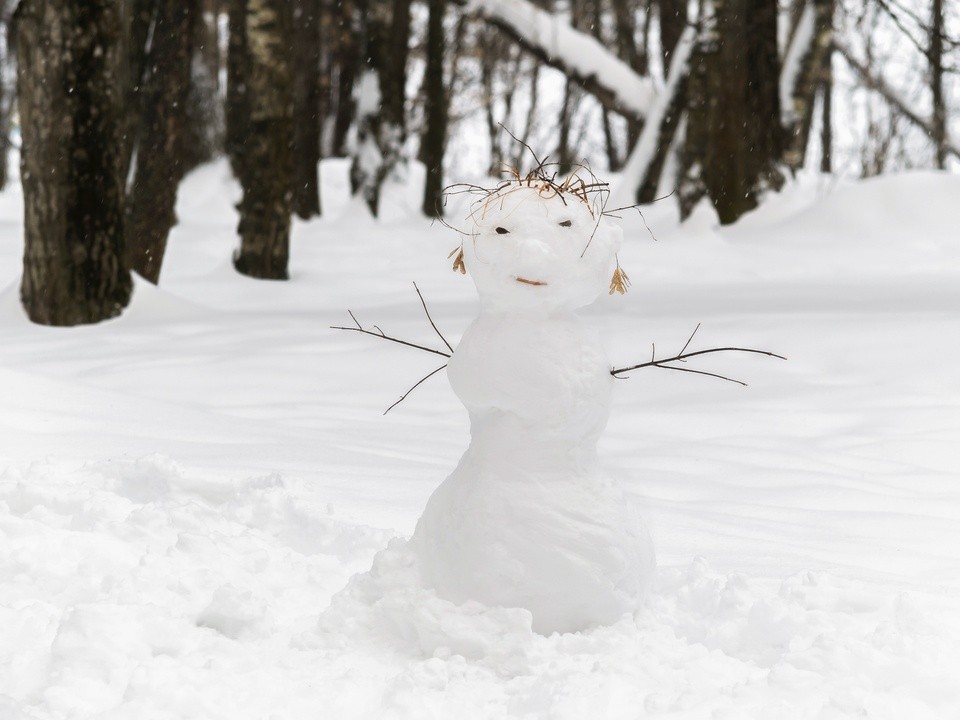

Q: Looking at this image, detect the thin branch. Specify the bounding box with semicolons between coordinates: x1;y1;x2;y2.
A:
332;315;452;358
678;322;700;356
611;325;786;385
835;39;960;160
384;364;448;415
657;364;748;386
611;345;786;376
413;282;454;353
499;122;545;172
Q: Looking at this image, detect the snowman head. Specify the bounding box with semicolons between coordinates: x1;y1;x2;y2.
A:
457;175;623;314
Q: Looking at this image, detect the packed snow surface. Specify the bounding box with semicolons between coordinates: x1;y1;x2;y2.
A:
2;162;960;718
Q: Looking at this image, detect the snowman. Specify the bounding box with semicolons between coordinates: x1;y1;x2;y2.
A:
408;175;655;634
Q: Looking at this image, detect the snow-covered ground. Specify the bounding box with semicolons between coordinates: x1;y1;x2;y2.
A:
2;161;959;719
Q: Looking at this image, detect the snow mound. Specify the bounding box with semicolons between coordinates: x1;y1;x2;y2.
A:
315;547;960;718
318;539;538;670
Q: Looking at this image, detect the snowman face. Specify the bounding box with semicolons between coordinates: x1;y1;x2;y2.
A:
463;186;622;313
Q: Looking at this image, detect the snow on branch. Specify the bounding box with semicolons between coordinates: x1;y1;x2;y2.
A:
835;40;960;161
462;0;659;120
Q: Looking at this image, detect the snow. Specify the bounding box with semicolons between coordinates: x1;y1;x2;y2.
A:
2;161;960;718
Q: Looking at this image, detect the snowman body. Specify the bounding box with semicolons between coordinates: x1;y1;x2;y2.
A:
410;185;654;634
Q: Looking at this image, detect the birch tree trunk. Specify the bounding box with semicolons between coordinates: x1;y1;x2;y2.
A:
233;0;294;279
782;0;834;172
15;0;132;326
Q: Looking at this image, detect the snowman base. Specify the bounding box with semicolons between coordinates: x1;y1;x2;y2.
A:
411;463;654;635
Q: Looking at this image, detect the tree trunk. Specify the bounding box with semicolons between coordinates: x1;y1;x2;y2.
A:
127;0;198;284
121;0;155;186
421;0;447;217
330;0;358;157
292;0;322;218
782;0;834;172
681;0;784;224
233;0;294;279
226;0;251;177
930;0;946;169
15;0;132;326
820;53;832;173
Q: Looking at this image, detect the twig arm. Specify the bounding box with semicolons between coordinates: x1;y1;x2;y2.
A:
611;346;786;377
384;365;448;415
414;282;455;353
331;322;453;358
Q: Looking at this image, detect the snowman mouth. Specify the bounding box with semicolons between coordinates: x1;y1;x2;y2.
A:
515;277;548;286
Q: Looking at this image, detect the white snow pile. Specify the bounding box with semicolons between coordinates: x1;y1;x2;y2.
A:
2;162;960;718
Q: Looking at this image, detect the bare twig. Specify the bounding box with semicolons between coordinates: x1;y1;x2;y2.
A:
332;315;452;358
413;282;454;353
678;322;700;356
611;325;786;386
384;364;449;415
658;364;747;387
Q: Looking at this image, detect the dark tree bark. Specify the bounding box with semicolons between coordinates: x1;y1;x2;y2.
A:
127;0;198;284
233;0;295;280
421;0;447;217
681;0;784;224
0;32;8;192
226;0;251;177
930;0;946;169
15;0;132;326
292;0;322;218
820;55;833;173
330;0;358;157
120;0;155;186
659;0;685;66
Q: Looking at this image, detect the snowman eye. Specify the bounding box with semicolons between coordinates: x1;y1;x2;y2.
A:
559;220;573;227
495;227;510;234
